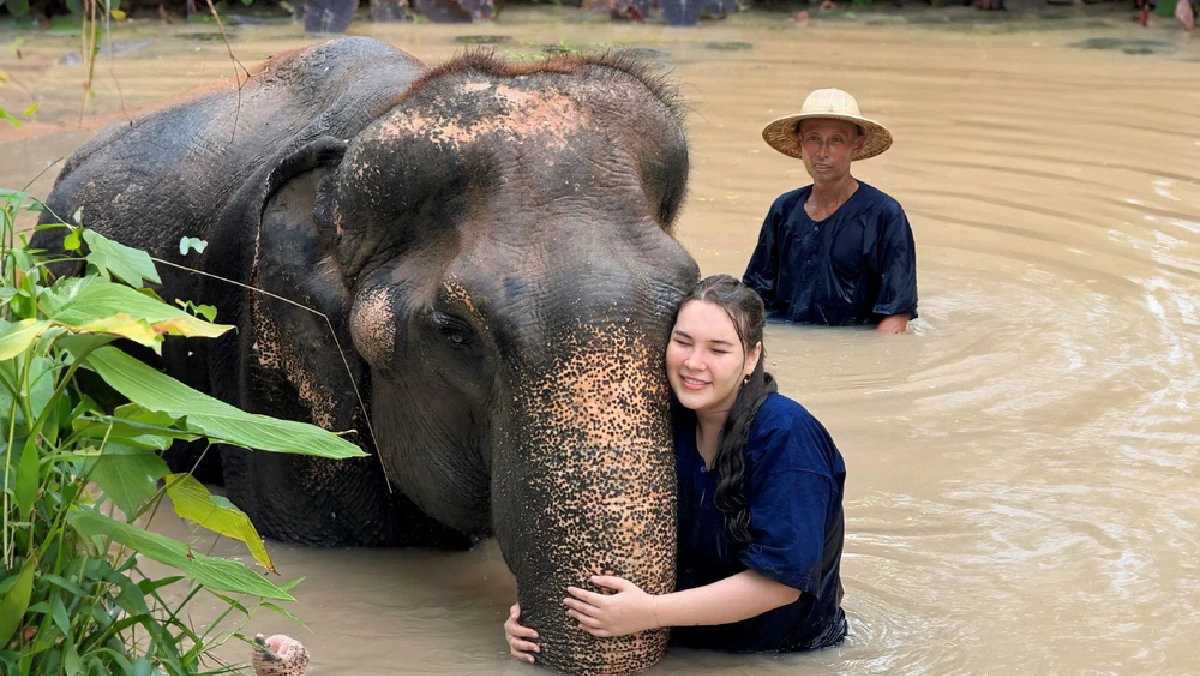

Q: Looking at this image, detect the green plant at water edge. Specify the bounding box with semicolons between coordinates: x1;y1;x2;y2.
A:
0;188;366;674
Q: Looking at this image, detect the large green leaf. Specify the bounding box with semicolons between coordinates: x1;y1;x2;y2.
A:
73;423;194;451
69;510;294;601
24;355;59;428
0;554;36;647
82;230;161;288
85;347;365;459
73;404;199;451
0;318;50;361
48;281;232;352
89;444;169;519
39;276;105;316
166;473;276;574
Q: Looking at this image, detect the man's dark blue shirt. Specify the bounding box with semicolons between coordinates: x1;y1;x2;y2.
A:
743;181;918;326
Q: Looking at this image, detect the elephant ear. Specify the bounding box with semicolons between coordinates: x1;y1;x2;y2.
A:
199;135;363;420
196;136;415;546
199;136;350;306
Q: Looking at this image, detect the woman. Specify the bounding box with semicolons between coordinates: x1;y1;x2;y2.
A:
505;274;848;661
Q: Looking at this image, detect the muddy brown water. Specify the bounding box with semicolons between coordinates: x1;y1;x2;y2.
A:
2;10;1199;674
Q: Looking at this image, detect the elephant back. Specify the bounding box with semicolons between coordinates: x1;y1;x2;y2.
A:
34;37;426;265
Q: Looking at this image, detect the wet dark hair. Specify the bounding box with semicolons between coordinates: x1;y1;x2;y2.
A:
676;274;777;545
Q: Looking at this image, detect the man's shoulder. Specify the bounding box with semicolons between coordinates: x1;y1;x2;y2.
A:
769;186;811;212
858;182;906;219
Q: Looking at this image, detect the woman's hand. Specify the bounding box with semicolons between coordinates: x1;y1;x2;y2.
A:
504;604;540;663
564;576;660;638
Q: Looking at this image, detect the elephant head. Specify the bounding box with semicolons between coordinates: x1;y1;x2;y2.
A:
339;55;697;672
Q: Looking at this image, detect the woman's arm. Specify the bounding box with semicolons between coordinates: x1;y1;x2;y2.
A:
563;570;799;638
657;569;800;627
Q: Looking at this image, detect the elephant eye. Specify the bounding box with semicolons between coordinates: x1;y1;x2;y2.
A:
433;312;475;349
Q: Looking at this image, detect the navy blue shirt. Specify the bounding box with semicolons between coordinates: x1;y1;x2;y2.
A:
669;393;848;653
743;182;918;326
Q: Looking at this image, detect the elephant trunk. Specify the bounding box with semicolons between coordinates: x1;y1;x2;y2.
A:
493;322;677;675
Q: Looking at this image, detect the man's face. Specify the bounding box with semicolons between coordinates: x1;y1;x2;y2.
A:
798;119;863;185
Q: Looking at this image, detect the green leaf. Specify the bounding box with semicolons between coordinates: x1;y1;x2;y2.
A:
0;318;50;360
175;299;218;323
0;555;36;647
33;222;70;232
90;444;169;518
69;510;295;601
111;574;150;617
23;601;49;614
11;248;35;273
40;574;89;598
25;355;59;428
48;279;232;352
34;326;68;357
16;435;38;523
64;639;85;675
133;287;166;304
82;230;161;288
85;346;366;459
193;304;217;322
39;276;103;315
64;227;82;252
262;601;308;629
206;590;249;615
166;473;276;574
51;596;71;636
55;334;116;358
278;577;306;592
178;237;208;255
137;575;185;595
73;403;195;449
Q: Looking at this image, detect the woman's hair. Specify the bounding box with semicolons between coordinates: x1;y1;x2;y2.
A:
677;274;777;545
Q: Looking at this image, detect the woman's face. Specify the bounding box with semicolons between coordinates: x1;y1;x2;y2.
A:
666;300;761;414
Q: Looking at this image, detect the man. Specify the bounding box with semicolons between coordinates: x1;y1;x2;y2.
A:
743;89;918;335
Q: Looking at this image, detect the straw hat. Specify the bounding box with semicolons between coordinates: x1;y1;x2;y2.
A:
761;89;893;161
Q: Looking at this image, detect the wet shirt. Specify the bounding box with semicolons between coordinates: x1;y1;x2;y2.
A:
668;393;848;653
743;182;918;326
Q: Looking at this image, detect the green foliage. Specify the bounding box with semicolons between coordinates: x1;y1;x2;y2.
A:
0;105;37;130
177;238;207;257
0;189;365;674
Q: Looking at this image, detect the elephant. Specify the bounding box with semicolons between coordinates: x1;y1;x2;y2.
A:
33;37;699;675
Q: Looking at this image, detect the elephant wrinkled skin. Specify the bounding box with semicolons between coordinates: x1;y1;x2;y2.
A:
33;37;699;674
